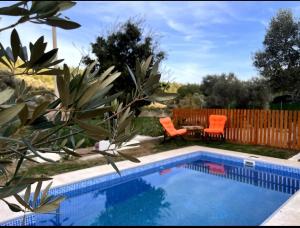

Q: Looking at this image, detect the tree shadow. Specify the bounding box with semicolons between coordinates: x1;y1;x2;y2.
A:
91;178;171;226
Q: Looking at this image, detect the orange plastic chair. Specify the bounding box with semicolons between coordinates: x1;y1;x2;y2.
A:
159;117;187;141
204;115;227;141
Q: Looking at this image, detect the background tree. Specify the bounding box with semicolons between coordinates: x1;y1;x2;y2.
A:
199;74;270;109
253;9;300;99
245;78;271;109
201;73;242;108
173;83;205;108
83;19;166;115
177;83;202;99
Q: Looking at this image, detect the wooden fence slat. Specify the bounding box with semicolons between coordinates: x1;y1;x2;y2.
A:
240;110;243;143
244;109;247;143
259;110;263;144
271;110;275;147
249;110;252;144
284;111;288;148
263;110;267;145
246;110;249;143
288;111;293;149
298;112;300;149
293;111;297;149
241;109;243;142
267;110;271;146
253;109;256;144
233;109;236;141
275;110;279;147
279;111;283;148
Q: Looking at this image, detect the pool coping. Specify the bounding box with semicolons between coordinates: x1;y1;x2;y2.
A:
1;145;300;226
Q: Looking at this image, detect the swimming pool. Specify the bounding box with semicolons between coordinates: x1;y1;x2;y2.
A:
1;151;300;226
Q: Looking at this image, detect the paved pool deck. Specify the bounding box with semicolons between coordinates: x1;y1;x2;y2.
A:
0;145;300;226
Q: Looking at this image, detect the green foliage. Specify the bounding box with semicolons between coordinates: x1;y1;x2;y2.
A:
177;83;202;98
253;9;300;98
177;93;206;108
0;1;80;32
0;71;16;90
270;94;300;110
270;102;300;110
245;78;271;109
83;19;166;114
200;73;270;109
201;73;243;108
133;117;163;137
3;180;64;215
1;30;63;76
0;1;175;218
174;83;205;108
160;81;182;93
155;140;298;159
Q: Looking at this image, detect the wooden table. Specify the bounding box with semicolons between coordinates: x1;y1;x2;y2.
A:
182;125;204;140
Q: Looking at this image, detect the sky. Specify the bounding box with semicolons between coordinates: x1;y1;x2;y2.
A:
1;1;300;84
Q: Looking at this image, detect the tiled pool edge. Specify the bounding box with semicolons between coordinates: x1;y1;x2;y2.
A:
1;145;300;226
261;189;300;226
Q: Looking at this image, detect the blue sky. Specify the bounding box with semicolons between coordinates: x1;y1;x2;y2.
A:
1;1;300;83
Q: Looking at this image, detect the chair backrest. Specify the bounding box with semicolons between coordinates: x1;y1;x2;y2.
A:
208;115;227;130
159;117;177;136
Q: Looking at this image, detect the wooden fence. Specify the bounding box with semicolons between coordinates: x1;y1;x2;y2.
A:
173;108;300;150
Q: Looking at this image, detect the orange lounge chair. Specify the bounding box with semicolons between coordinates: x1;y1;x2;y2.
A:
204;162;225;175
159;117;187;142
204;115;227;141
159;168;172;175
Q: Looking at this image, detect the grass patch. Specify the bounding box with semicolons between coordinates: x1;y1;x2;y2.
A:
133;117;163;137
154;140;298;159
20;139;298;178
20;142;157;177
21;156;132;177
22;158;111;177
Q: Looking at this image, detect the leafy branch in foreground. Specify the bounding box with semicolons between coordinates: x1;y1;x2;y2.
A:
0;1;80;32
0;1;175;223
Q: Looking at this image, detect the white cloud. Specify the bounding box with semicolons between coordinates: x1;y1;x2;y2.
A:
165;62;212;84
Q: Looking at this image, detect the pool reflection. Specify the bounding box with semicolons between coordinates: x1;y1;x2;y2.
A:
37;178;170;226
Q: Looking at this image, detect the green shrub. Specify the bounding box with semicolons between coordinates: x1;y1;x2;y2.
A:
133;117;163;137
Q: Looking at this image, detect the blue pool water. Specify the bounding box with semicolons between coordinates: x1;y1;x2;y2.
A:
2;152;300;226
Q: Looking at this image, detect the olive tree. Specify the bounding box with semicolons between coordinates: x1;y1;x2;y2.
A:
253;9;300;98
0;1;174;222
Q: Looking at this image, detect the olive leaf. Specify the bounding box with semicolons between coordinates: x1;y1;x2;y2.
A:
76;106;112;119
118;151;140;163
61;147;81;157
2;199;24;212
126;65;138;89
0;88;14;105
22;140;55;163
29;101;50;124
75;119;109;140
45;17;81;30
0;2;29;16
0;103;25;126
11;29;21;62
18;103;28;126
4;180;66;214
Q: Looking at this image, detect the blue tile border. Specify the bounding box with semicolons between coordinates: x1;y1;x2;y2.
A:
2;150;300;226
